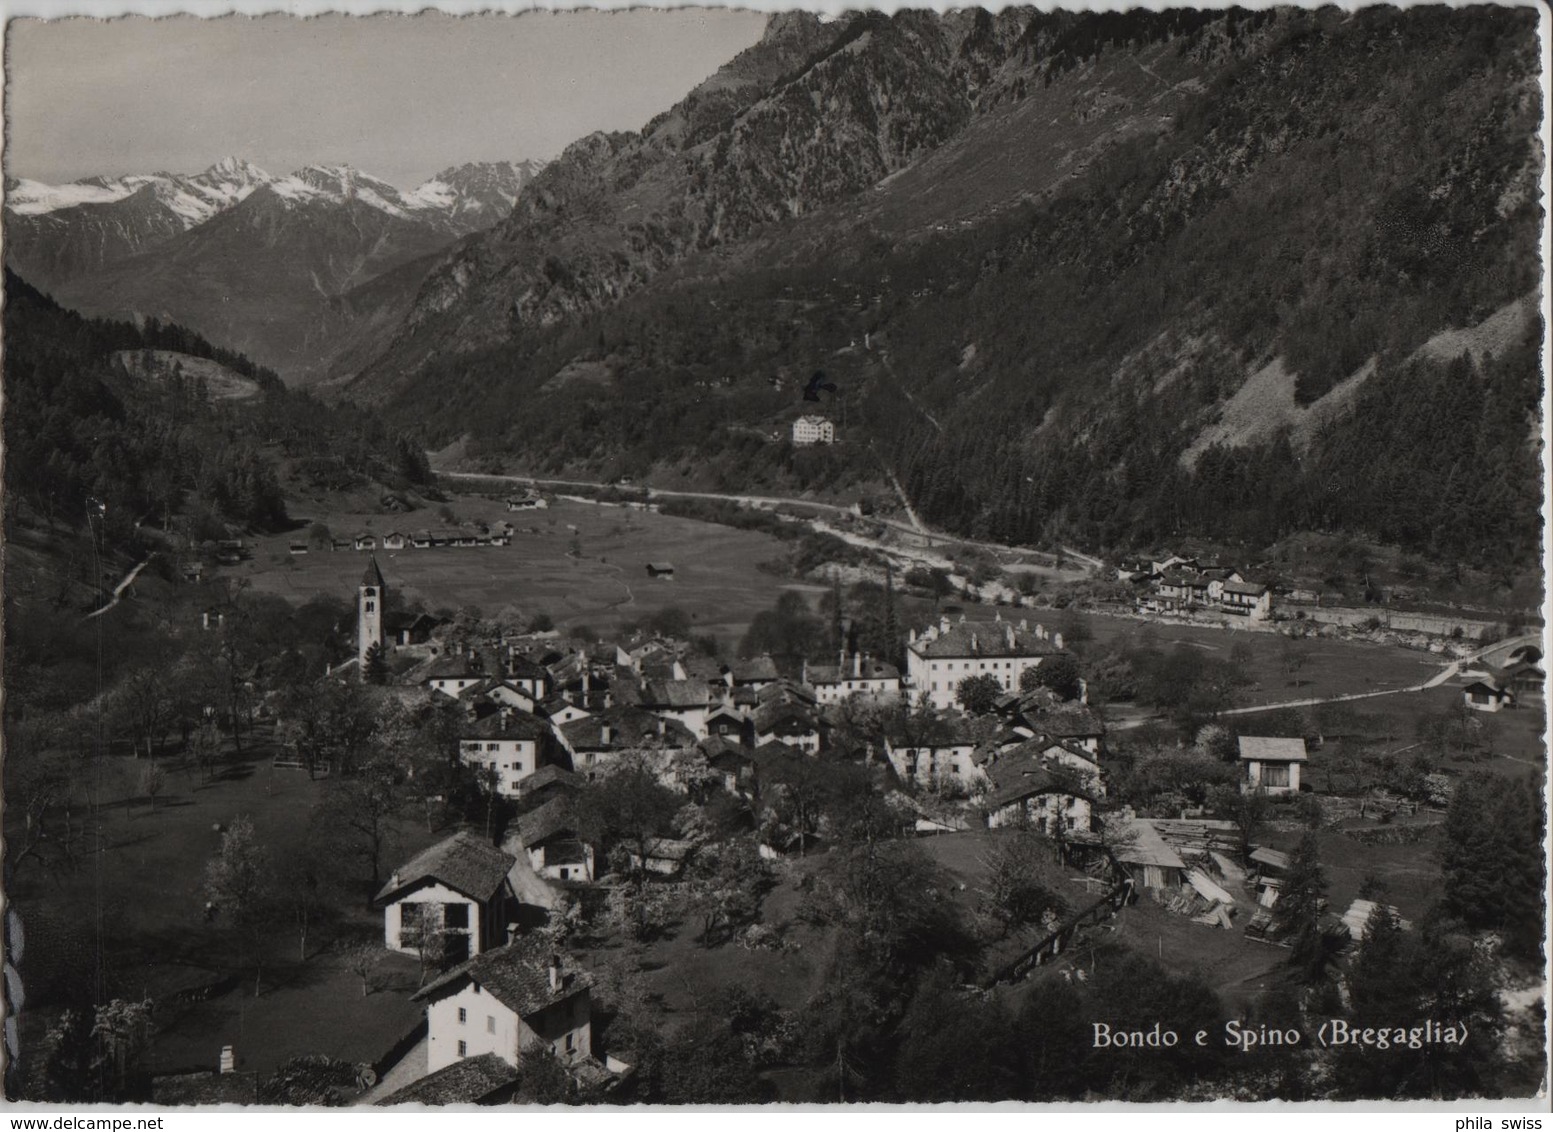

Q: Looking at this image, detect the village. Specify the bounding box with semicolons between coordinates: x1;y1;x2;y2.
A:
85;529;1536;1105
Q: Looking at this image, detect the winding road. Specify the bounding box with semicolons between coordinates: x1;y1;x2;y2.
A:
438;470;1086;573
85;557;151;620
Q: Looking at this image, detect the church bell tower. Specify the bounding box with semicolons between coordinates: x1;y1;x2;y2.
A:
359;555;386;666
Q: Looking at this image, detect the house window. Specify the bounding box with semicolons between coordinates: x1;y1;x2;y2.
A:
445;904;470;930
487;1016;496;1034
364;601;375;612
487;742;500;751
458;1007;467;1024
457;1041;467;1058
565;1033;575;1053
1262;764;1291;788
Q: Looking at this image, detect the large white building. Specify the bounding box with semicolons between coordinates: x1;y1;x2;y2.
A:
792;415;835;446
905;614;1065;711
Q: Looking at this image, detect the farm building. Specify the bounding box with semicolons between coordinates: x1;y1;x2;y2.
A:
1238;736;1307;794
375;832;519;963
645;562;675;578
1462;677;1514;712
413;940;593;1076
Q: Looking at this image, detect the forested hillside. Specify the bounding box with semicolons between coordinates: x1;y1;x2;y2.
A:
356;6;1542;575
2;270;432;561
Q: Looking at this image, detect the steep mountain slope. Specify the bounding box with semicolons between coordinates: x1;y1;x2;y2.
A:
44;173;454;382
4;159;542;380
356;6;1542;572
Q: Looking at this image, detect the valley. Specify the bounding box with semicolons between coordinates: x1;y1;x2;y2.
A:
3;4;1545;1111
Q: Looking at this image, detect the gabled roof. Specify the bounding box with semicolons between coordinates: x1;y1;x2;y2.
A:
1222;579;1269;596
560;705;695;750
885;712;989;749
462;709;550;741
383;610;438;634
516;797;585;848
505;651;551;681
1237;736;1308;762
1112;818;1186;870
1028;702;1107;739
413;937;592;1017
754;700;822;734
517;765;583;796
376;1053;520;1106
642;679;712;710
418;653;483;682
375;832;517;906
910;619;1063;659
984;747;1095;810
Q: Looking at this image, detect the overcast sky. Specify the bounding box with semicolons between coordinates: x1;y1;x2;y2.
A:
5;9;769;187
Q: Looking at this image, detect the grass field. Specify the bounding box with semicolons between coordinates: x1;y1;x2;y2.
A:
5;734;452;1084
1059;609;1446;705
232;495;820;650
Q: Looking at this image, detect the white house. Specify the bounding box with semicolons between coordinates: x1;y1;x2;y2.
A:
982;742;1101;833
514;798;595;883
883;714;987;791
414;941;592;1075
1238;736;1307;794
376;833;519;964
459;709;551;796
906;615;1063;711
803;652;902;705
792;415;835;446
1462;678;1514;713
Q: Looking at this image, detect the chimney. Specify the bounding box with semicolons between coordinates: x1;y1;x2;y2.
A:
601;723;613;746
219;1046;235;1074
582;669;592;696
909;628;917;644
604;690;613;709
507;922;520;945
939;615;950;634
1020;619;1029;632
1054;632;1064;650
1005;623;1016;649
801;659;808;684
548;956;561;992
853;653;862;678
657;718;666;737
1079;677;1089;706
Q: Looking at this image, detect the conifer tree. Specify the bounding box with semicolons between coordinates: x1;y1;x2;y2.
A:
1274;829;1328;978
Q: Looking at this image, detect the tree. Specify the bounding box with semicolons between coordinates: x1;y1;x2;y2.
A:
688;842;775;948
342;938;381;997
513;1043;575;1104
1026;652;1082;700
1440;774;1546;959
306;521;333;550
312;764;402;903
579;753;682;875
1273;829;1329;978
1279;634;1311;687
362;642;389;685
1209;784;1269;863
189;718;222;783
894;962;1022;1101
956;673;1003;715
203;815;276;995
979;828;1068;937
139;760;166;813
275;828;344;961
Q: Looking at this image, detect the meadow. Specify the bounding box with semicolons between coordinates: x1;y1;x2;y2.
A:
233;495;823;650
6;732;444;1081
